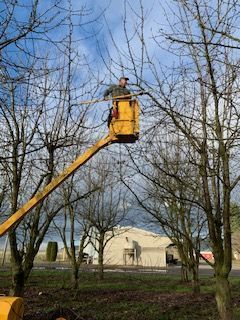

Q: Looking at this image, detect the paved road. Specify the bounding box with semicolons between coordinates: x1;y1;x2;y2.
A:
167;264;240;277
101;264;240;277
1;262;240;276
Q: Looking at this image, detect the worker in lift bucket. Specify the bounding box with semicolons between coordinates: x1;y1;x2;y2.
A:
103;76;131;127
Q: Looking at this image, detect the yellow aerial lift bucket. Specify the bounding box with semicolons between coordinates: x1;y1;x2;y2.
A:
109;99;139;143
0;296;24;320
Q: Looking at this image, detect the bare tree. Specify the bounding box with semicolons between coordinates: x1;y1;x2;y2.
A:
53;173;99;289
0;48;94;297
79;157;129;280
0;0;106;297
124;131;206;293
146;2;240;318
100;0;240;318
0;72;45;296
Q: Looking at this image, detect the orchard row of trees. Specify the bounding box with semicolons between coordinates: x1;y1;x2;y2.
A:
1;1;240;320
0;0;109;297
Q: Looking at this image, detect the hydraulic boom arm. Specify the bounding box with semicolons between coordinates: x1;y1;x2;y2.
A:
0;135;116;237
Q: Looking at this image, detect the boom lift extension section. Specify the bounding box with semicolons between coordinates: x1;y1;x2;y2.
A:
0;99;139;238
0;135;115;237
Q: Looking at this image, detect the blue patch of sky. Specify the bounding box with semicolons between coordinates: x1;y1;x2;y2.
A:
72;0;174;91
4;0;240;93
1;0;179;98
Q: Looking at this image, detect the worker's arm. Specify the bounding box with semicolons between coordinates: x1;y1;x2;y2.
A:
103;84;116;99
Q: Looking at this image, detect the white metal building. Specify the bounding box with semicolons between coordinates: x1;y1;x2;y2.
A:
87;226;173;268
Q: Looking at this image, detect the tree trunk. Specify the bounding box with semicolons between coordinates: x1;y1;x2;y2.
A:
215;274;233;320
10;253;36;297
9;264;25;297
8;230;24;297
181;263;189;282
71;262;79;289
191;265;200;294
98;232;104;280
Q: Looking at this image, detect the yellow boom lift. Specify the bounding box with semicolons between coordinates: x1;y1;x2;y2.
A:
0;96;140;320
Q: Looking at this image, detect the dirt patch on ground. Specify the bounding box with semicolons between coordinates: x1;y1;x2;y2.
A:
22;287;215;320
1;271;221;319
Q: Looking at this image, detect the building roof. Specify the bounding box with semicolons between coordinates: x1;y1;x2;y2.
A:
110;226;173;248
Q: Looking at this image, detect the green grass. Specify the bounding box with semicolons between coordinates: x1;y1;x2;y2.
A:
1;269;239;319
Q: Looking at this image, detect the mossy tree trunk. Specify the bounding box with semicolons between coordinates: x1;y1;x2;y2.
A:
215;274;232;320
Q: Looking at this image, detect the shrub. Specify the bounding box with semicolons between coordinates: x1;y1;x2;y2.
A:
46;241;58;262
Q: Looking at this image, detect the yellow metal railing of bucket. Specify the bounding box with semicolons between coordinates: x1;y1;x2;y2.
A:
109;99;139;143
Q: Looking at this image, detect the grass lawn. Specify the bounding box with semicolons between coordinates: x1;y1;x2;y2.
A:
1;269;240;319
